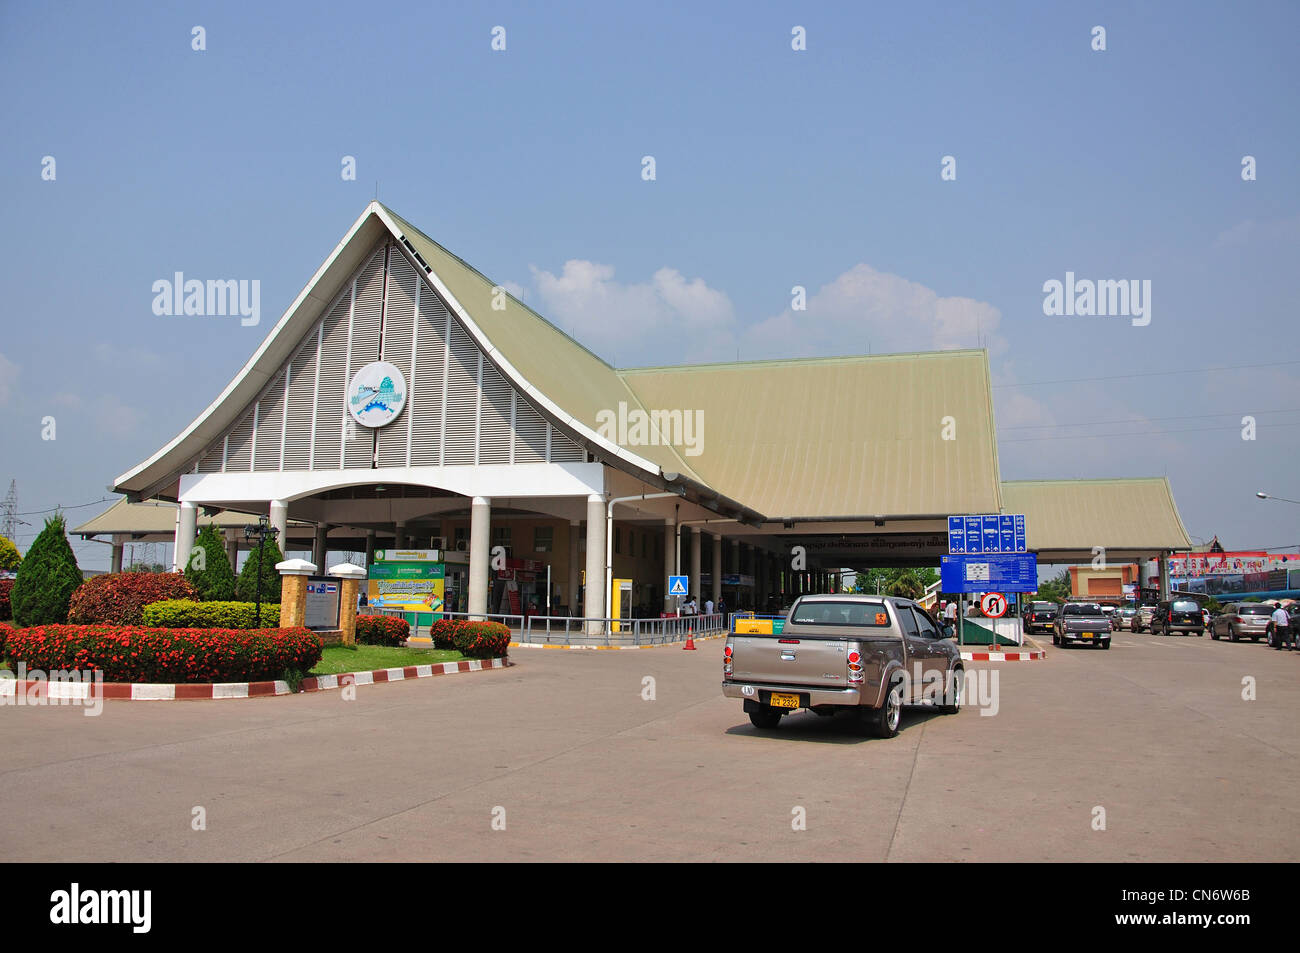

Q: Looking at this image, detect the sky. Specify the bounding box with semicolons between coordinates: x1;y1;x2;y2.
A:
1;0;1298;570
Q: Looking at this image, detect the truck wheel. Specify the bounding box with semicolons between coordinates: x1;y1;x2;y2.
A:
748;707;782;730
940;667;963;714
1101;639;1110;650
863;680;903;738
1052;632;1060;646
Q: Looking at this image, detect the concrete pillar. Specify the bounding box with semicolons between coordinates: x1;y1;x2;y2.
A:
110;536;125;574
313;525;329;568
1158;553;1171;601
568;520;581;613
663;519;676;613
276;558;317;629
395;520;407;550
468;497;491;619
365;530;375;567
711;533;723;604
690;527;702;609
224;529;240;569
269;499;288;555
585;495;606;634
173;501;197;572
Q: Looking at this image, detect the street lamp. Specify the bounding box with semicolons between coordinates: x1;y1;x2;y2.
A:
1257;491;1300;505
244;516;280;628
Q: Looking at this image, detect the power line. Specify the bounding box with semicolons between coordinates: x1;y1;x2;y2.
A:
1001;421;1300;443
1001;408;1300;431
13;497;115;517
993;360;1300;389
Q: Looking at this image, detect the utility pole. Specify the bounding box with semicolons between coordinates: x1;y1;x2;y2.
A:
2;481;17;539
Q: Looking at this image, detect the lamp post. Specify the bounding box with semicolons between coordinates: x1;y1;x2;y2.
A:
244;516;280;628
1257;491;1300;505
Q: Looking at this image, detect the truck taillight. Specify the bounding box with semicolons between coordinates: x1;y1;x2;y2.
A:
1168;611;1174;621
847;650;863;683
723;643;733;676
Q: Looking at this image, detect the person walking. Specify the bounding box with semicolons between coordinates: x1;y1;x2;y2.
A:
1269;601;1291;650
704;597;715;616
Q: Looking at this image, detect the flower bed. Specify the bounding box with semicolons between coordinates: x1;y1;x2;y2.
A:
355;614;410;647
427;618;511;659
3;624;322;683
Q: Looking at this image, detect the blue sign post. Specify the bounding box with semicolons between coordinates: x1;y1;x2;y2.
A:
941;553;1039;593
947;515;1028;555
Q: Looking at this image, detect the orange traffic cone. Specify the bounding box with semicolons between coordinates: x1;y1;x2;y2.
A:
683;623;697;650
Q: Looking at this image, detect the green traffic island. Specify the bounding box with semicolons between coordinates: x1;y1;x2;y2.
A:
313;644;467;674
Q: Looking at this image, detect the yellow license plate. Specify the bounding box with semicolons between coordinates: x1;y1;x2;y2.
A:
769;693;800;709
1081;632;1094;638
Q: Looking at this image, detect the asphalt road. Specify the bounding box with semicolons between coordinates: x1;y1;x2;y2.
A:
2;631;1296;862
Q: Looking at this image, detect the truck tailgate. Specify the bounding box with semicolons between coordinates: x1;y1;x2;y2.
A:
729;636;848;688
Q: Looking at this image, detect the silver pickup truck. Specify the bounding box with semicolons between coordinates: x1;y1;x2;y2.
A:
721;594;963;738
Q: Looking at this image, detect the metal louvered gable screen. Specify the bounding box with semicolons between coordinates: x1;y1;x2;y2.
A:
282;331;320;470
376;251;418;468
409;292;448;466
344;247;386;469
253;369;286;470
478;361;512;465
196;442;223;473
443;318;479;465
224;408;255;471
313;291;351;468
513;395;548;464
549;425;585;461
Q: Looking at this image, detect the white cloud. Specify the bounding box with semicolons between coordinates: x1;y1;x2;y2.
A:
530;260;737;365
740;264;1004;361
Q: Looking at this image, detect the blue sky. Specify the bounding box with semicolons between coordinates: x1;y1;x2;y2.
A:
2;0;1297;568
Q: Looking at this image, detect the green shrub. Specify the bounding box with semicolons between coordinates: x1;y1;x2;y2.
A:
185;523;237;601
66;571;197;626
451;621;511;659
427;617;465;650
10;514;83;626
355;614;409;646
236;536;284;604
0;534;20;572
4;624;322;683
142;599;280;628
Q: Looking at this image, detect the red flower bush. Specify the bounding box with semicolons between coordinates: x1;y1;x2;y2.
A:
452;621;511;659
67;572;197;626
355;614;409;647
0;620;11;658
0;578;13;621
4;624;322;683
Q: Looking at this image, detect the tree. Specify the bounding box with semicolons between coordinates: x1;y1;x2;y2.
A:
236;535;284;604
852;567;939;599
886;569;926;600
1036;569;1072;603
0;534;21;571
10;514;83;626
185;523;237;601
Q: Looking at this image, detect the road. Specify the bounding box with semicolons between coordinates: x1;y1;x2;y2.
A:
1;632;1296;861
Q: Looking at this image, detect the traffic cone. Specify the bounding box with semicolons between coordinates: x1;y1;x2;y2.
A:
683;622;696;650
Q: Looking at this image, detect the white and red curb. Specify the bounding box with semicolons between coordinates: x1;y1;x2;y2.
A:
0;657;508;702
961;649;1045;661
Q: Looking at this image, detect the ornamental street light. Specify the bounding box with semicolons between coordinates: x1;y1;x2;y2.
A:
244;516;280;629
1257;491;1300;505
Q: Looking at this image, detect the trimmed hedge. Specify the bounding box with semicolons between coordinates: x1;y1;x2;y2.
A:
4;625;322;683
355;614;409;647
0;578;12;621
425;619;510;659
67;571;197;626
142;599;280;629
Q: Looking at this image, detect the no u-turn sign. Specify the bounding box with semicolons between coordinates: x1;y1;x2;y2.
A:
980;592;1008;618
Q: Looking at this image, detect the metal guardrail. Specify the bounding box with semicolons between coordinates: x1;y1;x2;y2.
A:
367;608;727;646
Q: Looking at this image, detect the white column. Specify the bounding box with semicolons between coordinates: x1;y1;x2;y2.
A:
568;520;581;613
468;497;491;619
224;529;239;568
690;527;702;608
1158;553;1171;601
711;532;723;604
269;499;288;555
110;536;125;574
173;502;197;572
585;495;606;633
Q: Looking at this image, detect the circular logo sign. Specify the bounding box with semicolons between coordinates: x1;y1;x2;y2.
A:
980;592;1008;618
347;361;407;428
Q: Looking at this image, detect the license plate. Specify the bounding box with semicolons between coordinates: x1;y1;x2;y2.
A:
1081;632;1094;638
769;692;800;709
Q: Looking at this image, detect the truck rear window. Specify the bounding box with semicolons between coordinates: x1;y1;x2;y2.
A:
1238;605;1272;616
791;601;890;626
1171;600;1200;612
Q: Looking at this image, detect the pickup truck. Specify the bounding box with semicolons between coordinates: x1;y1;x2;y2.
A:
721;594;963;738
1053;602;1112;649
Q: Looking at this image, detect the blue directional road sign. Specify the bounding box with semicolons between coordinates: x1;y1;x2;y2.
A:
668;575;689;596
941;553;1039;593
947;514;1028;554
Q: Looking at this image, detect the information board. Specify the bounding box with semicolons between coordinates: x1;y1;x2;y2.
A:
304;576;341;631
948;514;1027;554
941;553;1039;593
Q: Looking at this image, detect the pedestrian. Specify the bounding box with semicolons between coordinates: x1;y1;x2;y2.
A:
705;597;715;616
717;596;727;617
1269;601;1291;650
944;600;958;627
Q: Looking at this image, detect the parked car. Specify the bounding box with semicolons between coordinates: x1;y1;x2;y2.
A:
1209;602;1272;642
1023;601;1059;635
721;594;963;737
1133;604;1158;633
1114;606;1138;631
1151;598;1205;637
1054;602;1112;649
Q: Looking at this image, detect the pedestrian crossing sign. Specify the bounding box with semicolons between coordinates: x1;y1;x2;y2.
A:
668;575;688;596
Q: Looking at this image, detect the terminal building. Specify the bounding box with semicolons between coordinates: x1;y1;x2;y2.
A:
89;203;1194;630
